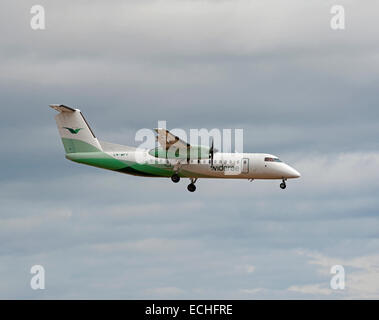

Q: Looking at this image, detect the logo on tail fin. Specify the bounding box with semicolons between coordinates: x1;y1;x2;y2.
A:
63;127;83;134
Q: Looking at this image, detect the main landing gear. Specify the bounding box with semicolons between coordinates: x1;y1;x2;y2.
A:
280;179;287;190
187;178;197;192
171;174;198;192
171;173;180;183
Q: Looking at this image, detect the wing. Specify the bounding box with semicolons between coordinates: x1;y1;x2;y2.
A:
153;128;216;160
154;128;191;150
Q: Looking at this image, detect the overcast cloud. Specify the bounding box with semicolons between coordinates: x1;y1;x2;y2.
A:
1;0;379;299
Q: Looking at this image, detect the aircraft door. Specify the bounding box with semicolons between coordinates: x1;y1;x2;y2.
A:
242;158;249;173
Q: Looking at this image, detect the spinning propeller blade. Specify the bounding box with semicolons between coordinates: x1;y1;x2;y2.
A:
209;138;214;166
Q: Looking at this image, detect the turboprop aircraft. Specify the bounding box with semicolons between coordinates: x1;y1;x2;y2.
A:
50;104;301;192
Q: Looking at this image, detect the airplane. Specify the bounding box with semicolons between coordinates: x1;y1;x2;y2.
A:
50;104;301;192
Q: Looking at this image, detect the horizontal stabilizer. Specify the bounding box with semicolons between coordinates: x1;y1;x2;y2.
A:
49;104;77;113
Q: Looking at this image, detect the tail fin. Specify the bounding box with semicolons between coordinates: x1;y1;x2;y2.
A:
50;105;102;153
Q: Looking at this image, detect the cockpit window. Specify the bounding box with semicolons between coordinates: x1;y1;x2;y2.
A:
264;157;282;162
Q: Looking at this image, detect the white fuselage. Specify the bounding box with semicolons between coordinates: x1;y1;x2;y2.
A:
111;150;301;180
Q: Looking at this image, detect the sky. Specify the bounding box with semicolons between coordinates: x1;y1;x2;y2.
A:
1;0;379;299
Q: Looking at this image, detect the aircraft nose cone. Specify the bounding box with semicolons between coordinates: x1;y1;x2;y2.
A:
286;166;301;179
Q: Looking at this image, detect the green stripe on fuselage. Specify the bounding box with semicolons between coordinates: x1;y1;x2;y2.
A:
66;152;127;170
61;138;100;153
117;166;164;177
66;152;174;177
63;138;173;177
62;138;213;178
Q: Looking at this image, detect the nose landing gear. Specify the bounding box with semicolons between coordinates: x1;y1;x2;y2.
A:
280;179;287;189
187;178;198;192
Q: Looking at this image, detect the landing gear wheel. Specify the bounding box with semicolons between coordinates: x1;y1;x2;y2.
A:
187;183;196;192
280;182;286;189
171;174;180;183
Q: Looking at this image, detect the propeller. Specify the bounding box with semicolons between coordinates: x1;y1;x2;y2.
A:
209;138;214;167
